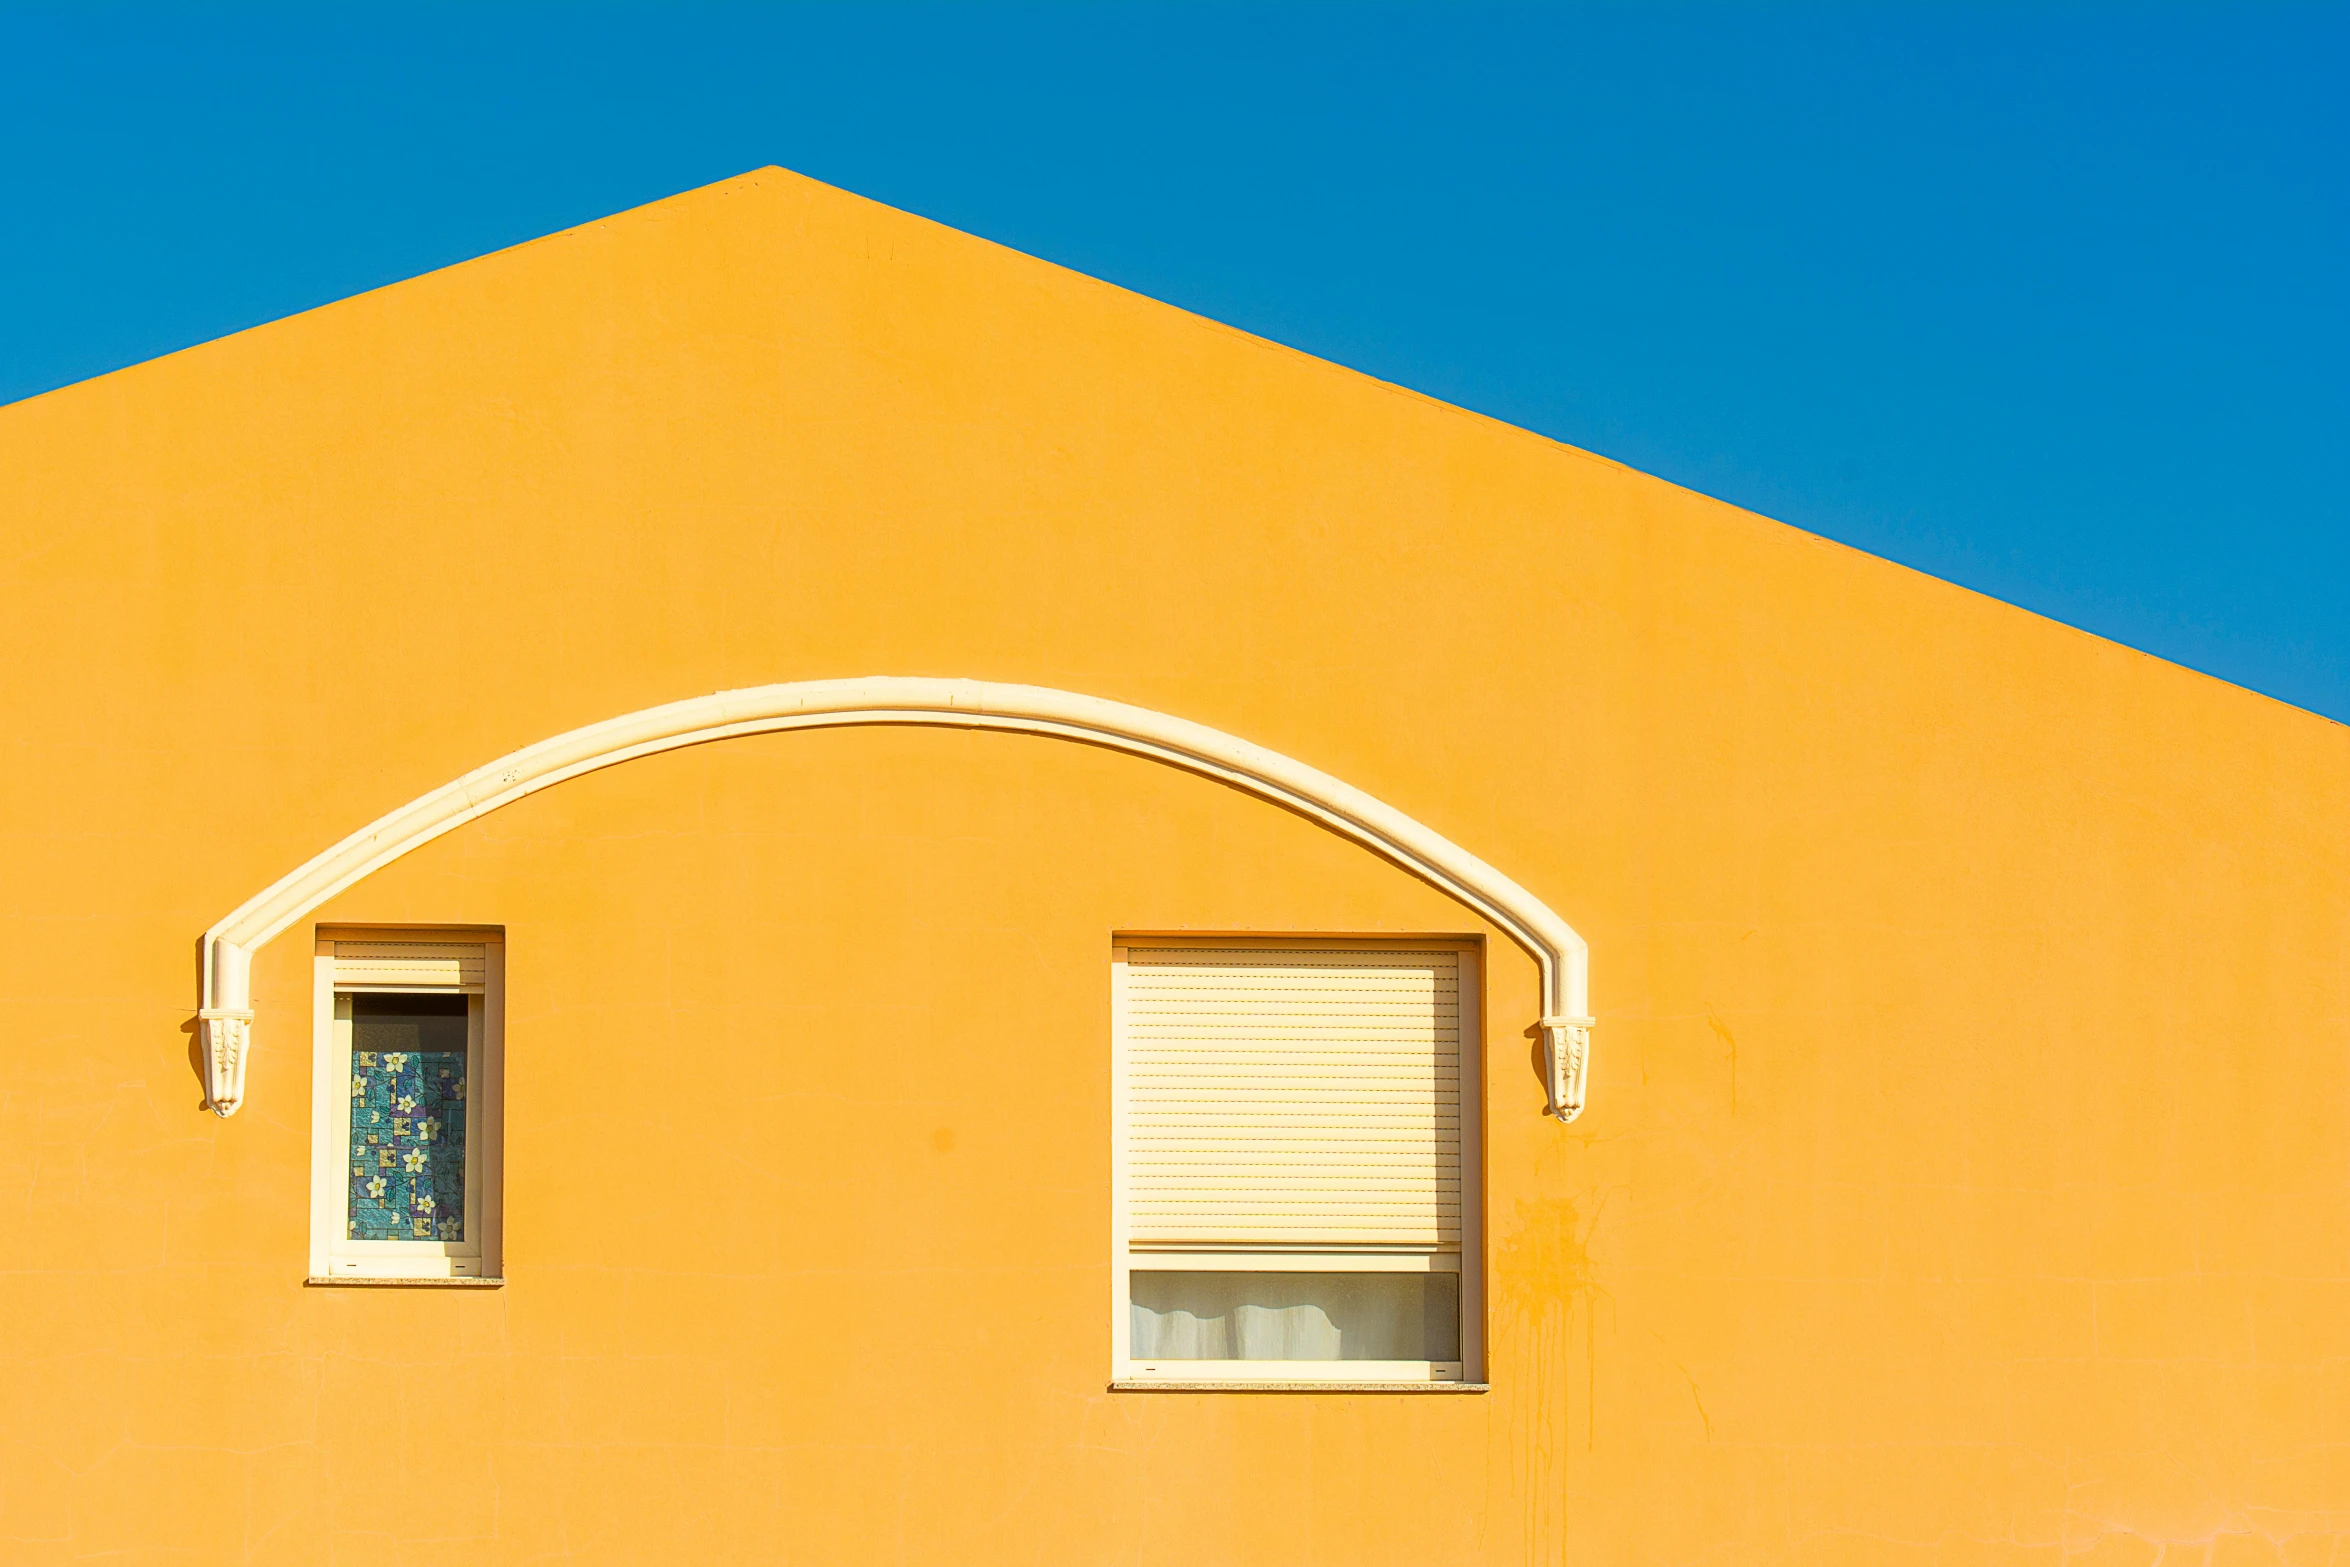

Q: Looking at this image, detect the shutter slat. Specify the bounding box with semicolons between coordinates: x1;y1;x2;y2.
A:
1121;946;1462;1247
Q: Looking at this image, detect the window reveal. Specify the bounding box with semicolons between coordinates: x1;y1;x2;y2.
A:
310;932;503;1282
1112;941;1483;1386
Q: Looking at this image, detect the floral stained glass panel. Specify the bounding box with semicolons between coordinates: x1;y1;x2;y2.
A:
347;993;469;1241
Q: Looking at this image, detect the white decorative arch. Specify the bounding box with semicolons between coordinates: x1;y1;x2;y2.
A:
198;677;1592;1121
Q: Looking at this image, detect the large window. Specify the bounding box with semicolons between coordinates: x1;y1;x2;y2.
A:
309;930;503;1282
1111;940;1481;1386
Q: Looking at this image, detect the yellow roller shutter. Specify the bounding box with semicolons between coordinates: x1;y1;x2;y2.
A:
331;940;486;993
1120;946;1462;1248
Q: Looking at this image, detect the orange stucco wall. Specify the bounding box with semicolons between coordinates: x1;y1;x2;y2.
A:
1;168;2344;1564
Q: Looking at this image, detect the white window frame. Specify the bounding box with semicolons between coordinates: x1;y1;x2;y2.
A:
1110;935;1485;1389
308;926;504;1282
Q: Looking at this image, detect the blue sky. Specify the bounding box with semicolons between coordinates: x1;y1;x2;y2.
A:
4;3;2343;721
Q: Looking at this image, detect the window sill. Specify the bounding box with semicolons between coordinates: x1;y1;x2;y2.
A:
305;1275;505;1288
1111;1379;1487;1394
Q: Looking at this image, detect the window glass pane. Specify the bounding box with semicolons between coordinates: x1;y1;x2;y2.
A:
1130;1270;1460;1361
347;994;468;1241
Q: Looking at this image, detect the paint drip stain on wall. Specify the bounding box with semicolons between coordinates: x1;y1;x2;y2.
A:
1496;1194;1608;1563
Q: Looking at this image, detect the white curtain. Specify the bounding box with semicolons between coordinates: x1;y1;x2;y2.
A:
1130;1271;1458;1361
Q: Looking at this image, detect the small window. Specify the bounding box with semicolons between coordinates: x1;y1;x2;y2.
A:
1111;940;1482;1386
309;930;503;1281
